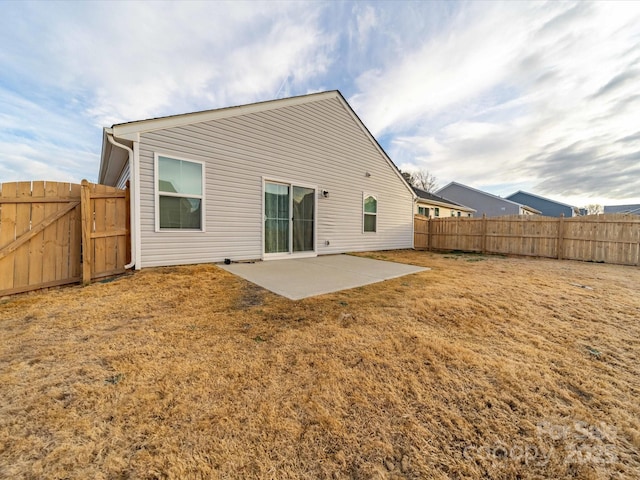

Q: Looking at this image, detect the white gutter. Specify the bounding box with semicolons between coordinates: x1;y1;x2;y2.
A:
106;131;136;270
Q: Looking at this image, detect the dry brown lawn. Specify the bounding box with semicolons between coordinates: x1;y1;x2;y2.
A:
1;251;639;479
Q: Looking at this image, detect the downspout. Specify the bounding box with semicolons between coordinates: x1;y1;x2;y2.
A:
106;132;136;270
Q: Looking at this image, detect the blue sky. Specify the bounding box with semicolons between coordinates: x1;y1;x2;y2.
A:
1;0;639;208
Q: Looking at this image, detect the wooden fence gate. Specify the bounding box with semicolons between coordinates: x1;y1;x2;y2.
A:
0;180;129;296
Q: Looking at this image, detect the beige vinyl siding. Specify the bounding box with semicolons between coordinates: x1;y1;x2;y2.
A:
136;96;413;268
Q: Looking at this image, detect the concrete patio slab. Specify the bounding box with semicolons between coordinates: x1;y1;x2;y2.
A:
220;254;428;300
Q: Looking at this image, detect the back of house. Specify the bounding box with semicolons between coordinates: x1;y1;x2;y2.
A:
99;90;415;269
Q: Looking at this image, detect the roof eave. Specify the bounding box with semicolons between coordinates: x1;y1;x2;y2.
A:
99;128;131;186
98;128;112;184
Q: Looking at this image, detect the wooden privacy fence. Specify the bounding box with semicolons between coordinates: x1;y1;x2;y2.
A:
0;180;129;296
414;214;640;266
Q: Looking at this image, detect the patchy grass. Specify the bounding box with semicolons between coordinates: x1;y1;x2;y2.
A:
1;251;639;479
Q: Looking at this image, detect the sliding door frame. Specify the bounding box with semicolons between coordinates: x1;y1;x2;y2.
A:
262;176;318;260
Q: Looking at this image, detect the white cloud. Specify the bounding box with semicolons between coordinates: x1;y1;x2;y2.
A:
0;1;335;181
350;2;544;135
0;86;98;182
354;4;377;48
1;0;639;207
0;140;96;183
1;2;333;122
351;1;640;204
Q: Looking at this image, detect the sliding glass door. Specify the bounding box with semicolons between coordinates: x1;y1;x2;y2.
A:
264;181;315;256
293;186;314;252
264;183;290;254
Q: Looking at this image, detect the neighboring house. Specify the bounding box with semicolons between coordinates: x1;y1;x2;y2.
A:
505;191;577;217
413;187;475;218
436;182;541;217
98;90;416;269
604;204;640;215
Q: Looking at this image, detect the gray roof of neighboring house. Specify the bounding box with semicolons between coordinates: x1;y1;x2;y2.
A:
603;204;640;214
437;182;541;214
412;187;475;211
506;190;576;209
506;190;576;217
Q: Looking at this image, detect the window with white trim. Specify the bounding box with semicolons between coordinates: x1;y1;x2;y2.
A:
156;155;204;230
363;195;377;232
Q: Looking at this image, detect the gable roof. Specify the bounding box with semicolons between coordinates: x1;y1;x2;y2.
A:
506;190;576;209
412;187;475;212
108;90;340;139
99;90;415;198
437;182;541;214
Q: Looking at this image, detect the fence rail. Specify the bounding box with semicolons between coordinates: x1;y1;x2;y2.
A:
414;214;640;266
0;180;129;296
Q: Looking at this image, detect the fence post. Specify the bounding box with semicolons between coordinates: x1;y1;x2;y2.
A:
427;217;432;251
557;213;565;260
81;180;92;284
481;214;487;254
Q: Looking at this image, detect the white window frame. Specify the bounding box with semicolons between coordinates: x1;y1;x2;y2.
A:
363;193;377;233
154;153;206;232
